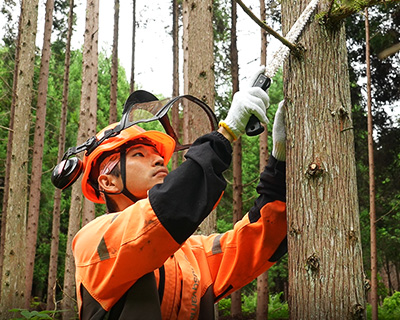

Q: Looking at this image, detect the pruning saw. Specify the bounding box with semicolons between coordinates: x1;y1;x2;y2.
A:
246;0;320;136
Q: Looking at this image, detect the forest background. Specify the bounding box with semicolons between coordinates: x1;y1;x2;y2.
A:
0;0;399;319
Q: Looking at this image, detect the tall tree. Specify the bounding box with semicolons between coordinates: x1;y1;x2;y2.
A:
61;0;99;316
81;0;99;227
25;0;55;307
256;0;270;318
0;0;22;286
47;0;74;310
347;3;400;301
109;0;119;124
182;0;215;235
0;0;39;315
283;0;367;317
171;0;180;170
364;8;378;319
230;0;243;317
130;0;136;93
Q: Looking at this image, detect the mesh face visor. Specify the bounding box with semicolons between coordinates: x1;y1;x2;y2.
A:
51;93;218;191
121;95;218;151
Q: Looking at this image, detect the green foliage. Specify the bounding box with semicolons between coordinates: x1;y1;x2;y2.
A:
332;0;367;12
379;291;400;319
9;308;66;320
241;293;257;315
366;292;400;320
218;292;289;319
268;292;289;319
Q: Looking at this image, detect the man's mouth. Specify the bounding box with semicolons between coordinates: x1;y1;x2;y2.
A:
154;168;168;177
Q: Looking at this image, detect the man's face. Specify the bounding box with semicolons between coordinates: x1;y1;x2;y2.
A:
123;143;169;200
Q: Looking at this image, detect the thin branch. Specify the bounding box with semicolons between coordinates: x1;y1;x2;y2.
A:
0;125;13;132
375;201;400;223
234;0;297;51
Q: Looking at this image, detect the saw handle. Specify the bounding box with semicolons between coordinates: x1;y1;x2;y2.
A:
245;74;272;136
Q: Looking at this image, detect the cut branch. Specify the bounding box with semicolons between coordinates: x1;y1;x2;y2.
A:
234;0;297;51
377;42;400;59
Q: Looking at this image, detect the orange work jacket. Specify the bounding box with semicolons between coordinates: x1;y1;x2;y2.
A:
72;132;287;319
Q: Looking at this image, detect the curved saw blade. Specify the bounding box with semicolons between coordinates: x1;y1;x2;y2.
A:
265;0;320;78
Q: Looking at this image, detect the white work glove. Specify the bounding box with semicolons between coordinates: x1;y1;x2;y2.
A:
219;66;270;140
272;100;286;161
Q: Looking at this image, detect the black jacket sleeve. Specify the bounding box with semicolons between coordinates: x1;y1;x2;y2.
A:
149;131;232;244
249;155;286;223
248;155;287;261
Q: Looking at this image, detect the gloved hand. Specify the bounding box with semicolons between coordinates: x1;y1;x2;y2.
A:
219;66;270;140
272;100;286;161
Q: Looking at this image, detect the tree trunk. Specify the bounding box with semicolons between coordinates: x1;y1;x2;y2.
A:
47;0;74;310
231;139;243;317
109;0;119;124
182;0;215;235
0;0;23;286
171;0;180;170
0;0;39;316
81;0;99;227
25;0;55;307
283;0;366;318
61;0;99;317
61;183;83;318
256;0;269;318
365;8;378;320
130;0;136;93
230;0;242;316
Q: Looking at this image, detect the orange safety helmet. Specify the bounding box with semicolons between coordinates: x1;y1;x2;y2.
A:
81;123;176;204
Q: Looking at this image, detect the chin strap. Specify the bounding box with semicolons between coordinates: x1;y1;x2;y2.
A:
119;148;140;203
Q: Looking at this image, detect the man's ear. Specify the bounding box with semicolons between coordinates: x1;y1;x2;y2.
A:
98;174;122;193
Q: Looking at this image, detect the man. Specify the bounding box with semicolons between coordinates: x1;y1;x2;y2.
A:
72;68;287;319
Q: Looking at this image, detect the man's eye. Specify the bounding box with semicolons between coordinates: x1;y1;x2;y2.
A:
132;152;144;157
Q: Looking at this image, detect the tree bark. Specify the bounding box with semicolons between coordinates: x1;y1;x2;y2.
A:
0;0;23;287
47;0;74;310
81;0;99;226
256;0;269;318
130;0;136;93
0;0;39;316
182;0;215;235
25;0;55;307
171;0;180;170
283;0;367;318
61;0;99;317
109;0;119;124
365;8;378;320
231;139;243;317
230;0;242;316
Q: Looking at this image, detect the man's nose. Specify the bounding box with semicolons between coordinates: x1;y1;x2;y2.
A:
153;154;165;166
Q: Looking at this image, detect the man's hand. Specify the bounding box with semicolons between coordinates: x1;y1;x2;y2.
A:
272;100;286;161
219;66;270;140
